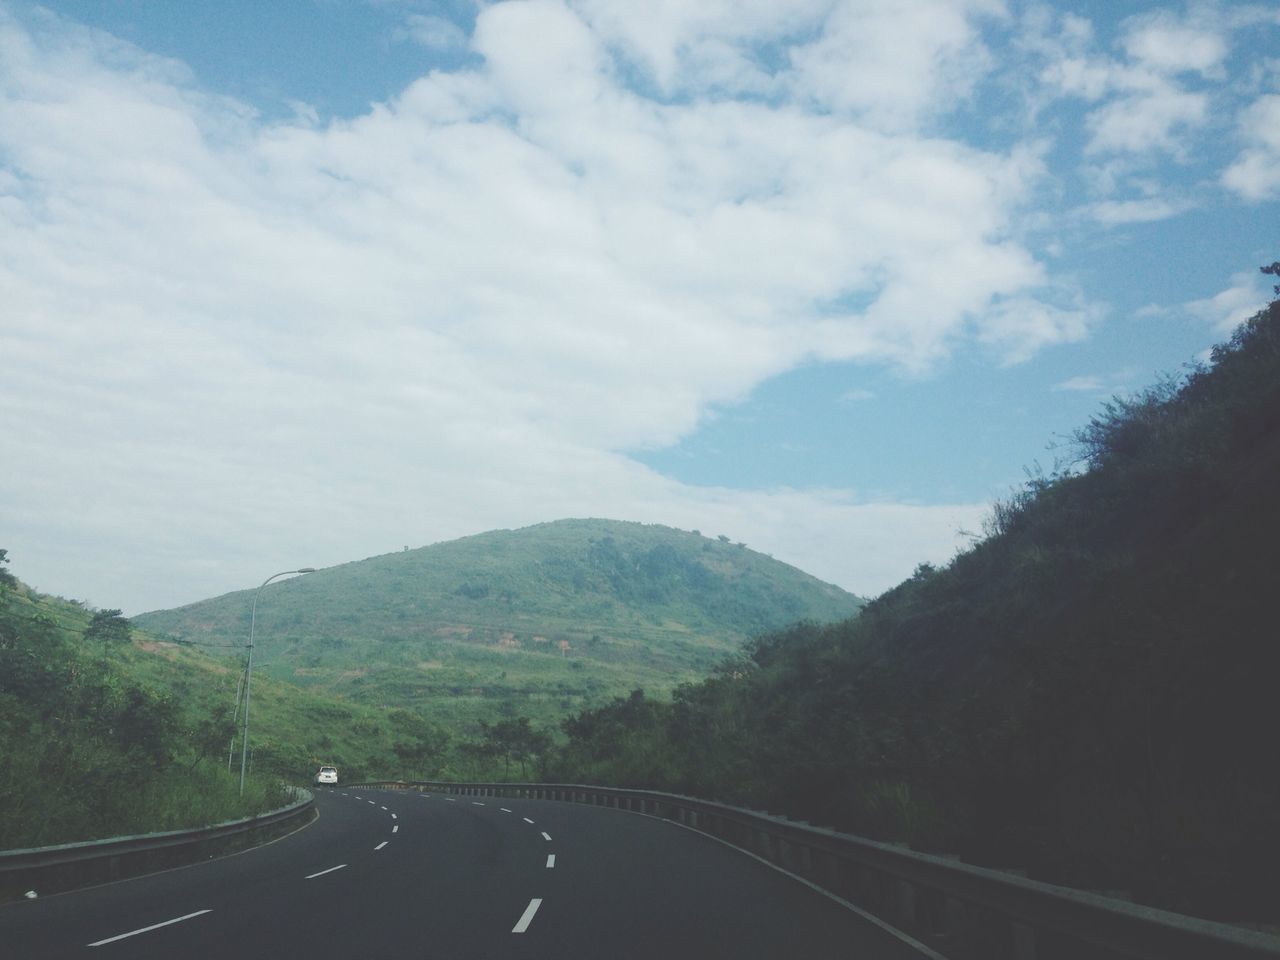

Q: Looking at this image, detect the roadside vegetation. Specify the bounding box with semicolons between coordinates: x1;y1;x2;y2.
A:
0;551;568;848
0;563;289;847
545;264;1280;922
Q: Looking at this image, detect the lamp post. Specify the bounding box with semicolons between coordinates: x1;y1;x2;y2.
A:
240;567;316;795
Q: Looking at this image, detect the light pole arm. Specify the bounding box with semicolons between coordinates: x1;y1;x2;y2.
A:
239;567;316;795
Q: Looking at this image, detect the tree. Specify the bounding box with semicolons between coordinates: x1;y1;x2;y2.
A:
389;709;450;777
480;717;552;779
188;703;236;772
1262;260;1280;295
85;608;131;647
0;549;17;591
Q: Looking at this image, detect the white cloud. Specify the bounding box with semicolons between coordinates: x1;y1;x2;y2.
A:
1027;3;1271;201
0;2;1080;612
1084;195;1190;223
1119;9;1227;78
1223;93;1280;200
1184;271;1270;334
400;14;469;53
1052;375;1105;393
1083;79;1206;156
786;0;1006;131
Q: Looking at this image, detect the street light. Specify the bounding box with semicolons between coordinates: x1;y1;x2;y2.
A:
240;567;316;795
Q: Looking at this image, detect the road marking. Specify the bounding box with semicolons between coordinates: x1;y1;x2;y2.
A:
500;808;512;813
89;910;212;947
512;898;543;933
446;798;457;803
354;796;363;800
305;864;348;880
375;841;388;851
541;832;552;842
381;805;388;811
472;801;486;806
391;813;398;820
392;824;399;833
546;854;556;868
367;800;376;805
522;817;535;824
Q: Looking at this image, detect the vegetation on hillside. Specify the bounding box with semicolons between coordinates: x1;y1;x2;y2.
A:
545;265;1280;922
134;520;862;732
0;555;288;847
0;550;566;846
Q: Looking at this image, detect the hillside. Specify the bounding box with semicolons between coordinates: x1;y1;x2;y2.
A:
135;519;864;728
547;270;1280;922
0;561;294;847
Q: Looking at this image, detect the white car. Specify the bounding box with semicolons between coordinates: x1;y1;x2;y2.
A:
314;765;338;786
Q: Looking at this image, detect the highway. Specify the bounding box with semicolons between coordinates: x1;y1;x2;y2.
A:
0;788;942;958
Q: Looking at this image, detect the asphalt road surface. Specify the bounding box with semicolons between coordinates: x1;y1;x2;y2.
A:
0;788;942;958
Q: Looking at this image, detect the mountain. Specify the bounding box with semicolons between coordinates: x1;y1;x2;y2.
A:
134;519;864;728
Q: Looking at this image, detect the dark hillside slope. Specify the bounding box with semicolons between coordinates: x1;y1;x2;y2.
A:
135;520;863;727
550;277;1280;921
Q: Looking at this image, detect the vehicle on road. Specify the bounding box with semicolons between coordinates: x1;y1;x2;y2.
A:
314;765;338;786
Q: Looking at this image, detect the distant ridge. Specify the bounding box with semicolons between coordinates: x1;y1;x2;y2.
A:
134;519;864;725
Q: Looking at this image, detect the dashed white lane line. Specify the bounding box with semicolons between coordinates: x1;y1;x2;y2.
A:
391;813;398;820
512;898;543;934
546;854;556;869
305;864;348;880
381;805;388;811
375;841;388;851
522;817;535;824
541;832;552;842
472;801;486;806
367;800;377;805
88;910;212;947
392;824;399;833
500;808;512;813
446;798;457;803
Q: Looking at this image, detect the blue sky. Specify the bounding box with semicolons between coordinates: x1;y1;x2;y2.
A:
1;0;1277;614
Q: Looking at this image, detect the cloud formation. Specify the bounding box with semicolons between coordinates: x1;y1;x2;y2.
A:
0;1;1275;613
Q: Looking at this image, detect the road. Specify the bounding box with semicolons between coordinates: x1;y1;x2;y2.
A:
0;788;942;958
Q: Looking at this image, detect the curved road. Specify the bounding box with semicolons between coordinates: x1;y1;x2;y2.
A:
1;789;940;958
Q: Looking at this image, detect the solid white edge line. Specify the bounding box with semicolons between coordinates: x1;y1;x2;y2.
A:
88;909;212;947
546;854;556;868
305;864;348;880
648;815;949;960
375;841;388;851
512;898;543;933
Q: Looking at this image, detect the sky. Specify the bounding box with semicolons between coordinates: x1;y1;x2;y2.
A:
2;0;1277;615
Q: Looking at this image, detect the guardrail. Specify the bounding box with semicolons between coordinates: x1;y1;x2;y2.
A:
350;779;1280;960
0;787;316;903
